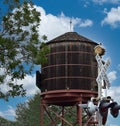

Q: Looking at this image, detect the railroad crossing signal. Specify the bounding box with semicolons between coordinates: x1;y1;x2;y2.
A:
96;54;111;89
95;53;111;126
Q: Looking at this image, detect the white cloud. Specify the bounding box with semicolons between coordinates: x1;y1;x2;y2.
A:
0;111;4;117
83;1;90;8
0;75;14;94
33;5;93;40
92;0;120;5
118;64;120;70
107;86;120;103
103;70;120;103
5;105;16;117
16;74;39;96
79;19;93;27
108;71;117;82
0;68;6;75
93;0;107;5
101;6;120;27
0;105;16;119
0;73;39;97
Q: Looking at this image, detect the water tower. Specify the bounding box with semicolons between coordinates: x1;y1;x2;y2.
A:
36;32;98;126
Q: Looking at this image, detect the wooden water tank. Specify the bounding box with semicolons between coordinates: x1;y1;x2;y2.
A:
37;32;98;105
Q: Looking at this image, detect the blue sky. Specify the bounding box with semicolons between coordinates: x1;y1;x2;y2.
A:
0;0;120;125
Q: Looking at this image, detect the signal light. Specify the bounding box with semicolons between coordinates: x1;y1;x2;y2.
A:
99;100;115;125
87;101;97;115
110;102;120;118
78;101;97;115
99;100;115;117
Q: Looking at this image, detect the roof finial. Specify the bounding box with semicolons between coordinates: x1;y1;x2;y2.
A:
70;19;72;32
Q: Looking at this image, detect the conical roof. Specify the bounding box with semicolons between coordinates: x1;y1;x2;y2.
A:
48;32;97;44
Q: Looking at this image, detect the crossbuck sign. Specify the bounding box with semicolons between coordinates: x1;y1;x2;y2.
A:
96;54;111;89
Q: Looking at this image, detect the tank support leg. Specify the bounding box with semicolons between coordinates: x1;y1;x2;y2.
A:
77;102;82;126
62;106;65;126
40;101;44;126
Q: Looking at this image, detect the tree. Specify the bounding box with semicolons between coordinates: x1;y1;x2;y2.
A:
0;1;49;100
0;116;17;126
15;93;40;126
15;93;58;126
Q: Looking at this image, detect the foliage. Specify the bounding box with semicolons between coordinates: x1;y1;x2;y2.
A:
15;93;40;126
0;116;17;126
0;1;49;100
